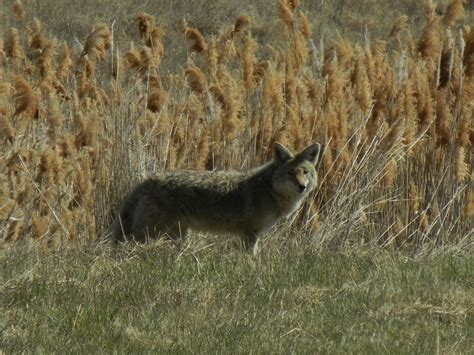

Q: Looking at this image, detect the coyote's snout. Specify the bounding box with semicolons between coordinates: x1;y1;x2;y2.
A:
113;142;322;254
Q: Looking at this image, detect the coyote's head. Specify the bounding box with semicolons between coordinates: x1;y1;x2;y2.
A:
271;142;322;199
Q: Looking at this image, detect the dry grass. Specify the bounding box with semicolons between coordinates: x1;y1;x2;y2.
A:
2;241;472;353
2;241;473;353
0;0;472;253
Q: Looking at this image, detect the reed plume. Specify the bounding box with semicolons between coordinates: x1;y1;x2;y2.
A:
147;27;165;55
185;66;207;94
81;23;112;60
234;16;250;35
288;0;300;10
209;84;226;108
29;19;49;51
4;28;25;62
56;42;73;81
137;13;165;58
45;92;63;142
13;76;38;119
137;13;155;38
278;0;295;29
242;33;258;93
39;44;55;80
147;87;168;113
353;54;373;113
205;37;218;77
125;42;143;72
389;15;409;37
13;0;26;21
36;148;59;183
455;147;469;182
443;0;465;27
335;34;354;66
300;13;312;39
418;9;442;62
184;26;207;53
221;73;242;143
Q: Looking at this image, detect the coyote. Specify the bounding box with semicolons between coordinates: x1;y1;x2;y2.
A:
113;142;322;255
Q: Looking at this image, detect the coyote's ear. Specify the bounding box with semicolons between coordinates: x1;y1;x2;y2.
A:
273;142;294;164
299;143;321;166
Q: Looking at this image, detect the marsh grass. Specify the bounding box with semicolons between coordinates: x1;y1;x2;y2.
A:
1;239;473;353
1;1;473;352
1;0;472;251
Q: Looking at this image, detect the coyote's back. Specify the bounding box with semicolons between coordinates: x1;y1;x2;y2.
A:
113;142;322;254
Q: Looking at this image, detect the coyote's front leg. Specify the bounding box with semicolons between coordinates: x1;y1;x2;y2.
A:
243;231;259;256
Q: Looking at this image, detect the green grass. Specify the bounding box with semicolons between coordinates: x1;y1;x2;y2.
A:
1;238;473;353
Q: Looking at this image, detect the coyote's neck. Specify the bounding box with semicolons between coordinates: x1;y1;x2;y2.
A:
273;190;304;218
247;162;303;218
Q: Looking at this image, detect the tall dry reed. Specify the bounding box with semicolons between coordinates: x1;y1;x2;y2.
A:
0;0;471;253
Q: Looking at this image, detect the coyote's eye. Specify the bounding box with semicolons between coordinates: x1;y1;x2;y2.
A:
302;170;309;175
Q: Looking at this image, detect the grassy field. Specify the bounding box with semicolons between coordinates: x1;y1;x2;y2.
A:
0;0;430;72
1;0;473;352
2;240;473;353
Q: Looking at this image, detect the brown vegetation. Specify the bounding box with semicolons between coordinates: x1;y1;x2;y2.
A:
0;1;472;252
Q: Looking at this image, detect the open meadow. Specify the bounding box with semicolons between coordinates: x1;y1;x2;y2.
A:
1;0;473;352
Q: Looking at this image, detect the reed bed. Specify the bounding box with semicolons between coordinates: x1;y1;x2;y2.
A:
0;0;472;253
